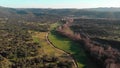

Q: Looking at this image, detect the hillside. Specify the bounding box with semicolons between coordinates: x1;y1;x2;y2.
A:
1;6;120;68
84;7;120;12
55;18;120;68
1;6;120;19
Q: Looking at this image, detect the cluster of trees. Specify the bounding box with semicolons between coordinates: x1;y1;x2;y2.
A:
0;19;74;68
0;22;40;58
0;22;39;58
11;55;73;68
56;18;81;40
57;18;120;68
70;18;120;50
83;38;120;68
23;22;50;32
70;18;120;40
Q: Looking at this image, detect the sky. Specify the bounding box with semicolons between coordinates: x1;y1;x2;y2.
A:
0;0;120;8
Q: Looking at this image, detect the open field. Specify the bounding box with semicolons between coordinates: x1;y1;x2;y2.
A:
29;31;77;68
30;31;66;57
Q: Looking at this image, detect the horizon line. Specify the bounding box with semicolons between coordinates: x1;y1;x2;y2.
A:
1;6;120;9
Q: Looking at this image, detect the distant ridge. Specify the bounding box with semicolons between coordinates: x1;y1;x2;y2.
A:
84;7;120;12
0;6;120;19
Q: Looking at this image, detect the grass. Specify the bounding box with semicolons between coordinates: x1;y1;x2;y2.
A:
30;30;77;68
48;23;98;68
30;31;65;57
33;37;40;43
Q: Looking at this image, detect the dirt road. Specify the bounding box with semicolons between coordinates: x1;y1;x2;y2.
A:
46;32;78;68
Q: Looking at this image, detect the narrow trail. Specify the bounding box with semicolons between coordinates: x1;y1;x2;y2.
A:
46;32;78;68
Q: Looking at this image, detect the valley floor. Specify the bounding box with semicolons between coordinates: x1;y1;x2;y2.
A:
48;23;99;68
30;31;76;68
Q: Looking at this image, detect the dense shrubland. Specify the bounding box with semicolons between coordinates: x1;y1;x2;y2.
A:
0;19;73;68
70;18;120;50
56;18;120;68
70;18;120;41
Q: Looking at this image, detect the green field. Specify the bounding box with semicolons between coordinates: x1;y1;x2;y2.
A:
48;23;98;68
30;31;66;56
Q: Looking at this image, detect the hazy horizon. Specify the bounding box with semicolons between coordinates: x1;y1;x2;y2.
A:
0;0;120;8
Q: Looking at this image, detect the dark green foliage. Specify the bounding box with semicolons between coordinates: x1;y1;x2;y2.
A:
70;18;120;52
10;56;72;68
0;22;39;59
0;19;73;68
24;22;50;32
70;18;120;38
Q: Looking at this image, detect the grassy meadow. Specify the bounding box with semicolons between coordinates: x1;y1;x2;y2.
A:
29;31;76;66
